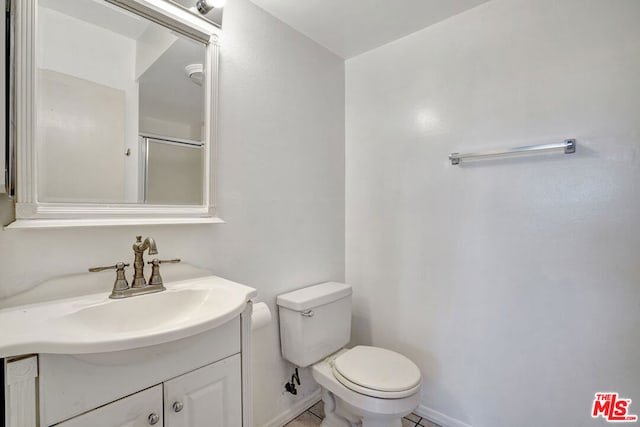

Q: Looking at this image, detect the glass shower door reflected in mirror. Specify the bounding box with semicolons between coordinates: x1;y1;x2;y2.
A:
140;136;204;205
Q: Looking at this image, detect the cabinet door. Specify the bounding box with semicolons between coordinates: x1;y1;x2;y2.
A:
54;385;163;427
164;354;241;427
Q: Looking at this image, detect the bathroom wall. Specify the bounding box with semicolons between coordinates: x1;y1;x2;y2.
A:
38;6;140;202
0;0;344;425
346;1;640;426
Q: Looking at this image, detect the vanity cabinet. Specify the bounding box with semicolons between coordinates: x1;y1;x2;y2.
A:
54;385;164;427
55;354;241;427
36;318;244;427
0;274;257;427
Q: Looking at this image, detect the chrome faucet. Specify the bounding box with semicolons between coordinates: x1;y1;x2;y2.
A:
132;236;158;287
88;236;178;299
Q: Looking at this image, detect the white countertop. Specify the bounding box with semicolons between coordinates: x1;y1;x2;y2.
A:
0;275;257;357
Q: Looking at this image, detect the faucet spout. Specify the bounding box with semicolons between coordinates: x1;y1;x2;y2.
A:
134;236;157;255
146;238;158;255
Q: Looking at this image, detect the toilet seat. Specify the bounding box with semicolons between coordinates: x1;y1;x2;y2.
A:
331;346;422;399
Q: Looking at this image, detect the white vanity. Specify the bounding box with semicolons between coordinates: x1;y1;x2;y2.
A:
1;274;257;427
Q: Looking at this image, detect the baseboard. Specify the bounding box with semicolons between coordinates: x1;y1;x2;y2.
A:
415;404;473;427
261;389;322;427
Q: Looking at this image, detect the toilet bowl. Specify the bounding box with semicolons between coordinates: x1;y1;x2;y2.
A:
312;348;421;427
277;282;422;427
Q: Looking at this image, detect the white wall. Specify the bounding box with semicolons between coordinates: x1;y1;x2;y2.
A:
140;116;200;141
135;25;177;79
38;7;135;90
38;6;140;202
0;0;344;425
345;1;640;426
38;69;126;202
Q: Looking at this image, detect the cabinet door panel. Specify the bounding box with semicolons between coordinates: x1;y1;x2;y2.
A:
164;354;241;427
54;385;162;427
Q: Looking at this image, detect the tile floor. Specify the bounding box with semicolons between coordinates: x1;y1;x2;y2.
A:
284;400;442;427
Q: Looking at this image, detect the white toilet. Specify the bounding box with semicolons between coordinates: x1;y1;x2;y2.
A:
277;282;422;427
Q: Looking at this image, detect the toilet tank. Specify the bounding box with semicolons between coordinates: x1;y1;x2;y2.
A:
277;282;352;367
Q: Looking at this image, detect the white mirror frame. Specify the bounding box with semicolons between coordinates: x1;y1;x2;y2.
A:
8;0;222;229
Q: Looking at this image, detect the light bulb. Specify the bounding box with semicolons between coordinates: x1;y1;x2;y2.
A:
196;0;226;15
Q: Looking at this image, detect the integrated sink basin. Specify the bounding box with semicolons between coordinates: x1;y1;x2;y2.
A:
60;288;214;334
0;275;257;357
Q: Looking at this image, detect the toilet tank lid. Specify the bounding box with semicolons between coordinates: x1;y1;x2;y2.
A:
277;282;352;311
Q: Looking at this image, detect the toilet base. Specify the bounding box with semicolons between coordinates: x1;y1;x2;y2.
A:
319;389;403;427
311;349;420;427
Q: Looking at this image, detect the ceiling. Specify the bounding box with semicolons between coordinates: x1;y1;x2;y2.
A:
40;0;147;39
249;0;490;59
139;38;205;130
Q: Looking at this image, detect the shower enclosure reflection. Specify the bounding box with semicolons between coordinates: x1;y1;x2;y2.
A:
140;136;203;205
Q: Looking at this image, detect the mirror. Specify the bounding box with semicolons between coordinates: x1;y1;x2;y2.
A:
37;0;205;205
10;0;221;226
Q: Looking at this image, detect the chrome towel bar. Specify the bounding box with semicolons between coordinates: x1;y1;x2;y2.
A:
449;139;576;165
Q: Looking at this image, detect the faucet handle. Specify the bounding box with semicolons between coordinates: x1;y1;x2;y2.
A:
88;262;130;272
88;262;130;296
146;259;180;286
147;258;181;265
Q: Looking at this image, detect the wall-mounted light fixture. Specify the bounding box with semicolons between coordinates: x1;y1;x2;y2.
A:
195;0;226;15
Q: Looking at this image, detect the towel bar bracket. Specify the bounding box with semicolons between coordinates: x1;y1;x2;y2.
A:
564;139;576;154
